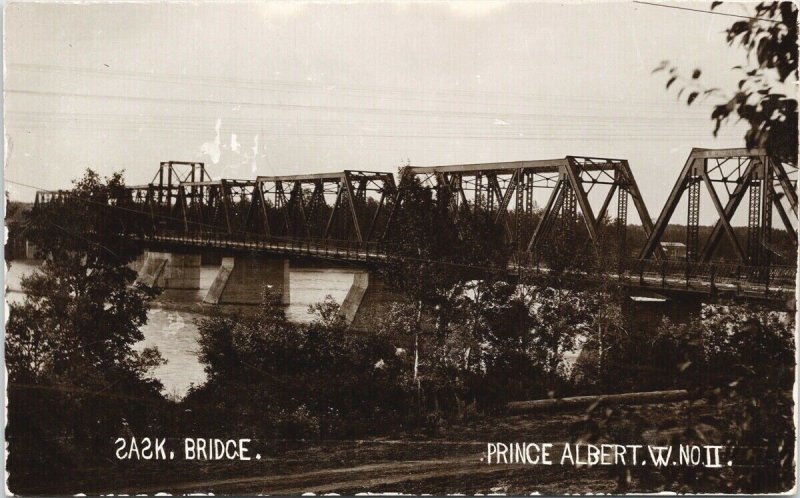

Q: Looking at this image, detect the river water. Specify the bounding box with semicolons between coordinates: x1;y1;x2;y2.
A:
5;260;355;398
6;260;583;398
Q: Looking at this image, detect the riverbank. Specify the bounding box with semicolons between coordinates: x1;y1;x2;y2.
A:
6;259;358;397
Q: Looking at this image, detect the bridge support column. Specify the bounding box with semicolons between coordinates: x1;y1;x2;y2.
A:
136;251;201;289
339;272;404;332
622;292;702;333
204;256;290;305
572;292;703;384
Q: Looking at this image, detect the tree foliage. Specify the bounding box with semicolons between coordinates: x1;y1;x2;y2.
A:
656;1;797;163
382;173;510;304
6;170;166;491
574;303;795;493
185;290;414;438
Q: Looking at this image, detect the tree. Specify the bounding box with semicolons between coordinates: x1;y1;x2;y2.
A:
575;304;795;493
453;281;592;406
6;170;165;491
380;173;510;395
656;2;797;163
186;290;413;439
697;305;795;492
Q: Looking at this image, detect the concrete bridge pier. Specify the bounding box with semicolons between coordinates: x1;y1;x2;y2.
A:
135;251;201;289
572;291;704;384
204;256;290;305
622;291;703;333
339;272;405;332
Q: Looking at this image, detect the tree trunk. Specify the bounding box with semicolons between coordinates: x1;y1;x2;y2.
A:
507;389;689;413
414;299;423;413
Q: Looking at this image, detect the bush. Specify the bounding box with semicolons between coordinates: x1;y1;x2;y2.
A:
182;291;417;439
573;303;796;493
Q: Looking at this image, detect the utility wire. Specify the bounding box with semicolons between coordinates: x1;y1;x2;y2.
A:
633;1;786;24
4;89;721;124
6;62;720;108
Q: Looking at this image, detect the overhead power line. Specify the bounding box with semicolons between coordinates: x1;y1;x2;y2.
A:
7;62;715;110
6;88;716;122
5;111;726;135
633;1;785;24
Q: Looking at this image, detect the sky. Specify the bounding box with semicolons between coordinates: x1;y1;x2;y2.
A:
3;1;787;225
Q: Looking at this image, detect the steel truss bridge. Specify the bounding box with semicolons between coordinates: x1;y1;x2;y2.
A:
35;148;798;307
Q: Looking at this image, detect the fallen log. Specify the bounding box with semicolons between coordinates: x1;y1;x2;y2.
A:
506;389;689;414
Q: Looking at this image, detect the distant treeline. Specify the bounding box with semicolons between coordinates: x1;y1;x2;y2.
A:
5;201;33;260
624;223;797;266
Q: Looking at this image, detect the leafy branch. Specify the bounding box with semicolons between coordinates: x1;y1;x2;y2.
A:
655;1;797;164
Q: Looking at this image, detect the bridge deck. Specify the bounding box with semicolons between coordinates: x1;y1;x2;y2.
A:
142;233;796;308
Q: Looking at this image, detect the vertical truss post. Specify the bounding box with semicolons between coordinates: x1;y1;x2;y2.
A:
324;183;343;239
451;174;464;215
221;181;233;236
366;184;387;241
293;181;313;239
486;173;494;211
617;185;628;269
356;178;367;204
686;177;700;263
525;172;534;215
382;168;410;241
189;186;201;235
308;181;324;221
158;164;164;204
435;172;458;220
564;157;600;246
561;181;577;234
273;181;285;235
639;154;698;260
454;175;466;210
475;173;483;213
515;171;525;248
342;172;364;243
253;183;272;237
759;159;773;281
747;177;762;266
146;186;157;234
177;186;189;234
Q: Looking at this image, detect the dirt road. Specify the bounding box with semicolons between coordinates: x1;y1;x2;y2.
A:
121;449;617;495
112;408;624;495
68;402;705;495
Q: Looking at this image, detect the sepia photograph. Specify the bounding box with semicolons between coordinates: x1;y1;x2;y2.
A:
3;0;798;495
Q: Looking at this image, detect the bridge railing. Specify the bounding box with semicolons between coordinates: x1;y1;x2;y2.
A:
136;228;796;299
510;255;795;298
145;229;385;262
623;258;796;297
